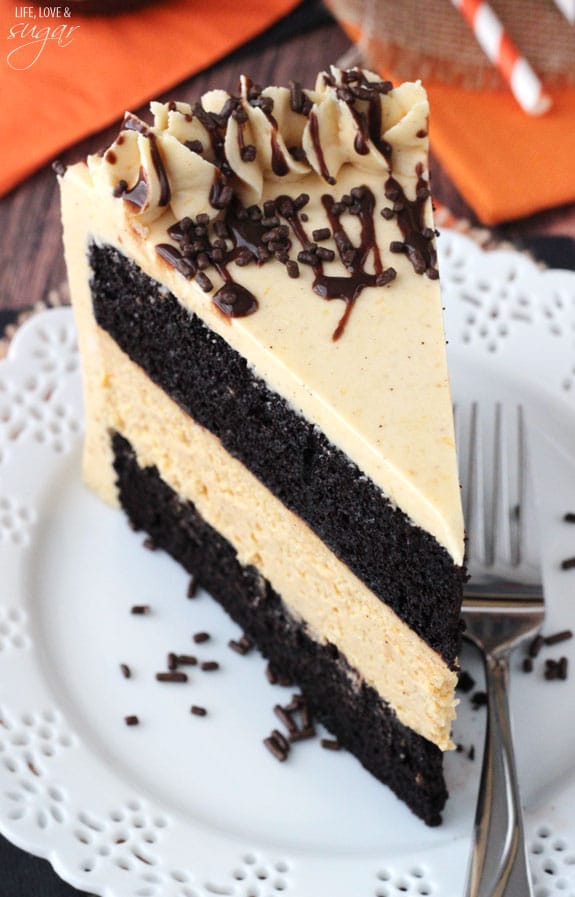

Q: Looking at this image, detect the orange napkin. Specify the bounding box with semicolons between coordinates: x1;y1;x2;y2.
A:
339;21;575;225
0;0;300;198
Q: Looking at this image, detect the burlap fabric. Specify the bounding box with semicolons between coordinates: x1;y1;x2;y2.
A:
326;0;575;88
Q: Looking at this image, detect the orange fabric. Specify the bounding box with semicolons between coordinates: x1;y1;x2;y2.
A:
340;20;575;225
0;0;300;197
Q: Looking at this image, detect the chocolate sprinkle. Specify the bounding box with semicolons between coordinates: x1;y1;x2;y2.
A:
563;512;575;523
156;671;188;683
187;575;198;598
320;738;341;751
124;715;139;726
176;654;198;666
193;631;210;644
200;661;219;671
561;556;575;570
528;634;545;658
228;634;254;655
522;657;533;673
263;732;289;762
120;663;132;679
130;604;151;615
191;705;207;717
544;629;573;646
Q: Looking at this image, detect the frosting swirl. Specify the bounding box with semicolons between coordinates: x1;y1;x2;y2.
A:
86;66;430;224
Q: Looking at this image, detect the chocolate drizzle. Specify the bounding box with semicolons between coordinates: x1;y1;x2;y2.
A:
213;282;258;317
155;183;404;335
116;116;171;209
313;188;396;340
308;111;336;186
383;171;438;279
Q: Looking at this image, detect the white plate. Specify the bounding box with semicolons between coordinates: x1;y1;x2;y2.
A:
1;230;575;897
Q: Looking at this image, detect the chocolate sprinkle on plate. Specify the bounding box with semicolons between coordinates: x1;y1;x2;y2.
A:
193;631;210;644
156;671;188;683
561;556;575;570
544;629;573;646
200;661;219;672
120;663;132;679
187;576;198;598
124;715;139;726
191;705;207;717
130;604;151;615
563;512;575;523
228;634;253;655
320;738;341;751
176;654;198;666
528;634;545;658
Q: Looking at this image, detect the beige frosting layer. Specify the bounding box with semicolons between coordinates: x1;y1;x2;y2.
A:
59;68;464;564
83;315;457;749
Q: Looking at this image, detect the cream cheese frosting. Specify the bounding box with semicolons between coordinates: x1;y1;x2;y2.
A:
61;66;465;565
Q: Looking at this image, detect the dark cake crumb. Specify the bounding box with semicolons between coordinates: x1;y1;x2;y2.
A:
143;536;157;551
456;670;475;693
563;512;575;523
468;745;475;761
522;657;533;673
471;691;488;710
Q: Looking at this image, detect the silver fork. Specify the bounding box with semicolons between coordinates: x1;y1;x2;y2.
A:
457;402;545;897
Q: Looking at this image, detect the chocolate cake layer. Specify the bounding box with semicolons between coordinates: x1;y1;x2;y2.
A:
92;243;464;667
111;430;448;825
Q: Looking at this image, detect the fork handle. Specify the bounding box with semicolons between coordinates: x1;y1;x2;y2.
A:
465;650;533;897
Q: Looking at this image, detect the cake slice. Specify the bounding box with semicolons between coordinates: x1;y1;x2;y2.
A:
59;67;465;826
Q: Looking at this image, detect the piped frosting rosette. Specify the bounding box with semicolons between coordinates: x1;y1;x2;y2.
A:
87;66;431;225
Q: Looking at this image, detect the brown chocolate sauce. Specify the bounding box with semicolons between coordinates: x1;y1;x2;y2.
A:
308;112;336;186
313;188;394;340
270;132;289;177
123;167;148;210
213;282;258;318
117;117;170;208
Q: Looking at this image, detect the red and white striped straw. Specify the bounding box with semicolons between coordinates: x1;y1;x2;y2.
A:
450;0;552;116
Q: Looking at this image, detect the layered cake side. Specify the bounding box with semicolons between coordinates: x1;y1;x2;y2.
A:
59;68;466;825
